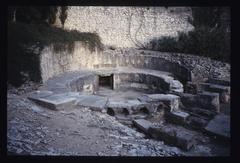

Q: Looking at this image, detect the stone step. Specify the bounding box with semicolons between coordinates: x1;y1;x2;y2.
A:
166;110;190;125
180;92;220;113
185;116;209;131
198;83;230;103
148;124;196;151
207;78;230;86
133;119;153;134
183;107;217;120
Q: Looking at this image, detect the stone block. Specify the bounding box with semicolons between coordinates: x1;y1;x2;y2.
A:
166;110;189;125
28;90;53;101
77;95;108;111
31;93;77;110
184;82;198;94
205;114;230;139
133;119;153;134
198;91;220;112
180;93;197;107
186;116;208;130
148;125;195;150
180;92;220;112
138;94;180;112
183;107;216;119
175;131;195;150
207;78;230;86
208;84;230;103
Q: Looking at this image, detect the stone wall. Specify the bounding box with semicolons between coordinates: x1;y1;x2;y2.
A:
57;6;194;48
40;42;193;83
40;43;230;84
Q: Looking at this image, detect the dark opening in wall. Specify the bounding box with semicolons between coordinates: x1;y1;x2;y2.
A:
140;107;150;115
99;74;113;89
107;107;115;116
122;108;130;116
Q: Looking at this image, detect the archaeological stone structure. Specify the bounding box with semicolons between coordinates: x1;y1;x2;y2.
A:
8;7;230;155
30;40;230;152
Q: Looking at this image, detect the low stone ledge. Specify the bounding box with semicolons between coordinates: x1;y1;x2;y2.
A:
180;92;220;113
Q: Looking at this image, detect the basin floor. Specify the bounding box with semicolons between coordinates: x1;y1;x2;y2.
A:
96;87;152;101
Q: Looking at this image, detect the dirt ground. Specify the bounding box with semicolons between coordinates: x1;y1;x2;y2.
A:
7;84;230;156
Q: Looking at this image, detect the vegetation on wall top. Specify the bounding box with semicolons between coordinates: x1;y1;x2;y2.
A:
8;6;103;87
145;7;230;63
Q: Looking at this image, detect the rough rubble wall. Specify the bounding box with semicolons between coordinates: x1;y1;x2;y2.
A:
60;6;194;48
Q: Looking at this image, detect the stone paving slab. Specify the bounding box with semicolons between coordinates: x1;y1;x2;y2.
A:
77;95;108;111
29;93;77;110
205;114;230;139
28;90;54;101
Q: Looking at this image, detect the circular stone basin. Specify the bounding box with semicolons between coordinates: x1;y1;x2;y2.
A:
38;67;183;116
66;67;183;94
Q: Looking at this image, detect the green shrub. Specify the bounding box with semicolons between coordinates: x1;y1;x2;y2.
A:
146;7;230;63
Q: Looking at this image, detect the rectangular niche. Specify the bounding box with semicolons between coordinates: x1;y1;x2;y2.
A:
99;74;114;89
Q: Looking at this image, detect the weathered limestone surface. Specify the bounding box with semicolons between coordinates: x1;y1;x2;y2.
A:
62;7;194;48
29;92;78;110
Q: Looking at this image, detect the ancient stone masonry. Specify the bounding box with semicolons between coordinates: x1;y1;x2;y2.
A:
28;44;230;152
8;6;230;156
55;7;194;48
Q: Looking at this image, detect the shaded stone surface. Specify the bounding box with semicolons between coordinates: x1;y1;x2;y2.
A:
186;116;208;130
138;94;180;112
205;114;230;139
77;95;108;111
148;124;196;150
166;110;189;125
180;92;220;113
133;119;153;134
207;78;230;86
183;107;216;120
